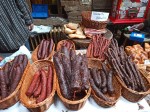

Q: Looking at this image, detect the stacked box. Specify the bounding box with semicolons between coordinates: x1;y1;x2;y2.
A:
61;0;92;23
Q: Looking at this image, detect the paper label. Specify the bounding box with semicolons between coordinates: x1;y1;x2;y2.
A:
91;11;109;21
144;60;150;65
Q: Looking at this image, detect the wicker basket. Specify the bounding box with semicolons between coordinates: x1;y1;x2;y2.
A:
0;62;30;109
56;39;76;51
139;69;150;83
57;79;91;110
81;11;108;29
88;61;121;107
116;71;150;102
31;44;55;62
20;60;56;112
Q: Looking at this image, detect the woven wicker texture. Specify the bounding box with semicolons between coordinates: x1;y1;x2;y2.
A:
116;70;150;102
57;79;91;110
31;44;55;62
81;11;108;29
88;61;121;107
56;39;76;51
20;60;56;112
0;62;30;109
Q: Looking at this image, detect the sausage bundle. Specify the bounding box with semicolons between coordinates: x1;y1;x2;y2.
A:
0;54;28;100
37;38;54;60
86;34;111;60
57;40;75;51
26;65;53;103
89;63;114;102
53;47;90;100
106;39;147;92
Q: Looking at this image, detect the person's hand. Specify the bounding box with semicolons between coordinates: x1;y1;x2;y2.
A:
130;23;144;31
28;24;34;31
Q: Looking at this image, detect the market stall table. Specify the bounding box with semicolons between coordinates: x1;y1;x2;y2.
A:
0;49;150;112
0;96;150;112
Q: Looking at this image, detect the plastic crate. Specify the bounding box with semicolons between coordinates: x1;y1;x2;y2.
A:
32;4;48;18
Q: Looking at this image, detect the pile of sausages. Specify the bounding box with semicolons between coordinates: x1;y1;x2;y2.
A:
0;54;28;100
26;65;53;103
57;40;74;51
86;34;111;60
106;39;147;92
89;63;114;102
53;47;90;100
37;38;54;60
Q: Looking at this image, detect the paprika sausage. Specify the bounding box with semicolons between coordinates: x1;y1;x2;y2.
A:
26;71;40;97
36;69;47;103
34;81;42;98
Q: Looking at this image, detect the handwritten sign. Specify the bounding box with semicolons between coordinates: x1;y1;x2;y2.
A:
91;11;109;21
144;60;150;65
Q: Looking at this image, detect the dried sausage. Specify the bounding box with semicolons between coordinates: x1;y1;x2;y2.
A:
26;71;40;97
107;70;114;95
53;54;72;99
37;39;45;59
0;69;7;99
3;62;11;85
10;66;22;93
36;69;47;103
90;75;110;101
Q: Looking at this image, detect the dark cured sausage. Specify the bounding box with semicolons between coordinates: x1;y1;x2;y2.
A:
62;54;71;85
22;54;28;70
46;65;53;97
107;70;114;95
37;39;45;59
36;69;47;103
26;71;40;97
91;68;100;87
41;40;47;59
44;40;50;59
3;62;11;85
0;69;7;99
71;54;82;92
90;75;110;101
48;38;54;55
101;70;107;89
53;54;72;99
10;66;22;93
17;55;24;64
61;46;70;59
133;63;147;92
9;55;19;79
81;61;90;90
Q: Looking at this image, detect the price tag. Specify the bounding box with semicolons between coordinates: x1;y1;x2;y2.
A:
144;60;150;65
91;11;109;21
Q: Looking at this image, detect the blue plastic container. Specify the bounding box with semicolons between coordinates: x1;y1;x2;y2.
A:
32;4;48;18
130;32;145;42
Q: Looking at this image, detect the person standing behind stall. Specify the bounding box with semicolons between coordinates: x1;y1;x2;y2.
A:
0;0;34;53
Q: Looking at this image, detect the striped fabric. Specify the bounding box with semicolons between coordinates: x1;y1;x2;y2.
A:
0;0;33;52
